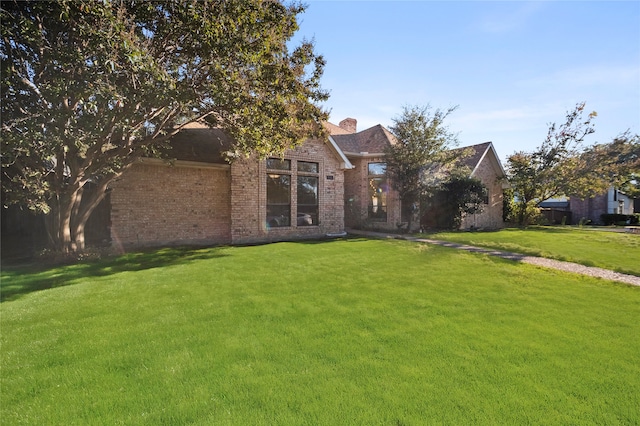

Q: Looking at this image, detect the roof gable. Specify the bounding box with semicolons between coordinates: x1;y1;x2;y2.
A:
328;121;507;179
451;141;506;179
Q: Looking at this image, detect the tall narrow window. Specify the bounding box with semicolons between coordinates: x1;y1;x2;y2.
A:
266;158;292;227
297;161;319;226
368;162;387;221
267;174;291;227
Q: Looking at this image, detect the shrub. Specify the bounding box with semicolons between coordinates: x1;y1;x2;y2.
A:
600;213;639;226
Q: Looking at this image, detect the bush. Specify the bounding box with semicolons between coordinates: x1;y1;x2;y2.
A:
600;214;639;226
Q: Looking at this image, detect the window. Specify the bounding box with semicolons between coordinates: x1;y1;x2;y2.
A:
368;162;387;221
267;174;290;227
267;158;291;171
266;159;320;227
297;161;319;226
368;162;386;176
298;161;318;173
297;176;318;226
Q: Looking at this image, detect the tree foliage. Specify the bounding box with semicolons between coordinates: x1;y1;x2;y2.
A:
506;103;639;225
578;131;640;198
385;104;468;230
1;0;328;253
426;174;486;230
506;102;597;225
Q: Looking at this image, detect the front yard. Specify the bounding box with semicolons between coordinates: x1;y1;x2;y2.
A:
1;237;639;424
424;226;640;276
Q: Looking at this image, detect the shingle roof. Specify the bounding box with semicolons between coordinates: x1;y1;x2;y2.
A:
323;121;353;135
454;141;493;170
164;123;353;169
164;127;233;164
539;200;570;209
162;121;503;176
330;124;396;155
328;122;499;173
451;141;507;178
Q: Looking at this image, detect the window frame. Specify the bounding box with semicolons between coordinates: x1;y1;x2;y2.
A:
368;162;388;222
368;162;387;176
266;173;291;227
266;158;291;171
266;158;321;228
296;161;320;227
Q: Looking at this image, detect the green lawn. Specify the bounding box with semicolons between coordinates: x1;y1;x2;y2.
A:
2;238;639;424
423;226;640;276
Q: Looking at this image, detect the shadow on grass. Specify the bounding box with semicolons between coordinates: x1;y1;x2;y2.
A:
1;246;229;303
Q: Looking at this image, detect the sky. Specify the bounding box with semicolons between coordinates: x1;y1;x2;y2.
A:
292;1;640;161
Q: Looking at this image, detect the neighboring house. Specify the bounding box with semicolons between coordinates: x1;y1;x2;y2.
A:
538;197;572;224
327;118;506;232
570;187;635;224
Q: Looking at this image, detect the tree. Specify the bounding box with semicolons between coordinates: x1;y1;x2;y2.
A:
385;104;468;231
506;102;597;225
426;174;486;229
578;131;640;198
1;0;328;254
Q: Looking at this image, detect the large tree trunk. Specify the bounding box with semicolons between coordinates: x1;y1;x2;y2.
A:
45;157;124;256
59;188;80;254
47;183;87;254
71;180;111;253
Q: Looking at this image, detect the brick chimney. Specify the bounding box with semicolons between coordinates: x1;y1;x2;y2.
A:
338;118;357;133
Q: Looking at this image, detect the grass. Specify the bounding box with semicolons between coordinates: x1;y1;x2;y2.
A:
2;238;639;424
423;226;640;276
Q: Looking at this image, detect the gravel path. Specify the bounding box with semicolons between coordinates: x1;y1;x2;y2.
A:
347;229;640;287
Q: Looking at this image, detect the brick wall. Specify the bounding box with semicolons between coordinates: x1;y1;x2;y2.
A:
460;157;505;229
110;161;232;248
570;194;607;224
230;138;345;244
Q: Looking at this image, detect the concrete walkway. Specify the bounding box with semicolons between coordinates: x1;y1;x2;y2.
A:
346;229;640;287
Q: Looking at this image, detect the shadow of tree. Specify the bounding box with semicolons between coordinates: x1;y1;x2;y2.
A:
1;246;229;303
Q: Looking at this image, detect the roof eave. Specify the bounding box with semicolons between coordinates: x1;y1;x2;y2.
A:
327;136;354;169
342;151;387;158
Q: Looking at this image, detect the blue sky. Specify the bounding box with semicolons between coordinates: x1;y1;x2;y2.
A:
293;1;640;161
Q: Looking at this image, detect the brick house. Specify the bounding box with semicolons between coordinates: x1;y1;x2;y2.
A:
327;119;402;231
455;142;508;229
327;118;506;232
109;122;352;248
106;118;506;249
